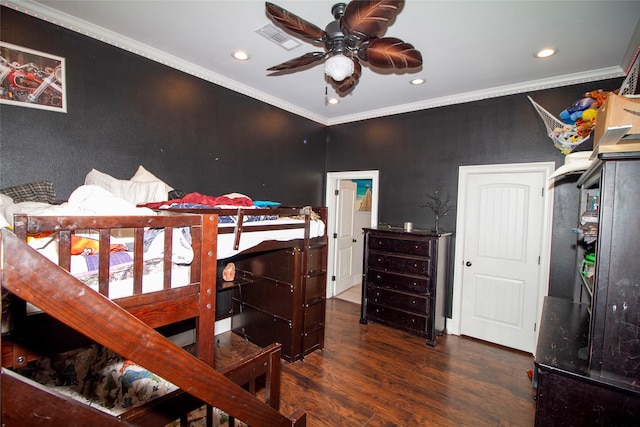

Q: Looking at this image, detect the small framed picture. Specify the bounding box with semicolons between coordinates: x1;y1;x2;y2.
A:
0;41;66;113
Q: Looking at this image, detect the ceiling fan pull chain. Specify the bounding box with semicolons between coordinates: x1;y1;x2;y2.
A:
324;78;328;105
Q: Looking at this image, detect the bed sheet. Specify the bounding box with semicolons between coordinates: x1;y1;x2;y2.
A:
25;258;192;315
24;228;194;314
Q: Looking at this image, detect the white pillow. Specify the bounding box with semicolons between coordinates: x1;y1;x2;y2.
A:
130;165;174;193
0;211;10;229
85;169;168;205
85;168;118;191
111;179;168;205
0;192;14;219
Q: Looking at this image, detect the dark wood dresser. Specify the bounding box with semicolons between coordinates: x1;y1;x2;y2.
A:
360;227;451;346
225;240;327;363
534;152;640;425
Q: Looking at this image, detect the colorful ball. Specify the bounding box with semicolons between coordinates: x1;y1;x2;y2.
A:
581;109;598;122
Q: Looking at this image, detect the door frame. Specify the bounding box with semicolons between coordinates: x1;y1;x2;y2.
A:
325;170;379;299
449;162;555;351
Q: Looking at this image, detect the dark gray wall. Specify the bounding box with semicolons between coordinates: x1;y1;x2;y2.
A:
1;6;625;299
326;80;623;299
0;7;327;205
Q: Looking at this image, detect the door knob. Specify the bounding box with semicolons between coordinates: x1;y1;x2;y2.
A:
353;239;357;243
465;261;472;267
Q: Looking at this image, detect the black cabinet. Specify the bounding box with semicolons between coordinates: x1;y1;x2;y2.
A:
579;153;640;380
535;297;640;427
360;227;451;346
534;152;640;425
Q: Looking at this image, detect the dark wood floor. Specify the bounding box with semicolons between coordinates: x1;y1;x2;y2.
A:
277;298;536;427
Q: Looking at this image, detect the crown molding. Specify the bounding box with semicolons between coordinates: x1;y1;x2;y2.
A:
326;66;625;126
4;1;627;127
3;0;330;125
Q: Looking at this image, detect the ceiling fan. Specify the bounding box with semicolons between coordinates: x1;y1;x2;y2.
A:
265;0;423;95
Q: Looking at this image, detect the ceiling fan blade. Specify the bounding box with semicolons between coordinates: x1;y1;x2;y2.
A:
266;2;326;43
267;52;327;71
333;58;362;94
358;37;422;69
341;0;404;40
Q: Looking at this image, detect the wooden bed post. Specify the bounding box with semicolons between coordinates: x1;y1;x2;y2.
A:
198;213;218;367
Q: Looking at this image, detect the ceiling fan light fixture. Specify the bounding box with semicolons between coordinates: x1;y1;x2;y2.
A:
266;1;422;94
324;54;354;82
327;97;340;105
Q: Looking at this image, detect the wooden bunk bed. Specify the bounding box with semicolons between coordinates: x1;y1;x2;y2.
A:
167;206;329;363
1;211;306;426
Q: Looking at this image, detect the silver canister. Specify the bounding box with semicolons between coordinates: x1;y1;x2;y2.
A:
404;222;413;232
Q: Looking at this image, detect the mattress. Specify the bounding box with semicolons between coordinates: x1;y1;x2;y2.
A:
23;227;194;314
217;217;325;259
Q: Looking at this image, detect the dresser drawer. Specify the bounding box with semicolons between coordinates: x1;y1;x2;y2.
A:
365;302;431;337
305;275;326;303
367;253;431;276
307;245;327;273
368;235;433;257
304;300;325;332
366;286;430;314
366;268;432;294
232;276;294;320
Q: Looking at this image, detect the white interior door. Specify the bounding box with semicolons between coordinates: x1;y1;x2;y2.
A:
334;180;357;295
325;171;379;299
454;163;554;353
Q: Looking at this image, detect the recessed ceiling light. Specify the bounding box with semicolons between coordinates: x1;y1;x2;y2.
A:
232;50;250;61
327;98;340;105
535;48;557;58
410;78;425;85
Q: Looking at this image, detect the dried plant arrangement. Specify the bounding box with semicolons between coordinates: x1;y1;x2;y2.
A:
422;183;454;232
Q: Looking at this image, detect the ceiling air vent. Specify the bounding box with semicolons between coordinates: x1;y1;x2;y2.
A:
256;24;301;51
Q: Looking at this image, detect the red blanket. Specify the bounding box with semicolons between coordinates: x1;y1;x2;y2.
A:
141;192;254;209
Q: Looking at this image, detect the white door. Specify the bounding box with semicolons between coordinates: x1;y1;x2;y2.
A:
325;170;380;299
456;163;554;353
334;180;357;295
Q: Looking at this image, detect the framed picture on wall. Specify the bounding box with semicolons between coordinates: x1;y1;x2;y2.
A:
353;179;372;211
0;41;66;113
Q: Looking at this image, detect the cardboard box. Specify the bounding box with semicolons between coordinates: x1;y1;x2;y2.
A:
592;94;640;155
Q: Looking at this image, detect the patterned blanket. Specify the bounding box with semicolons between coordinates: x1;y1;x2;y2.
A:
16;344;246;426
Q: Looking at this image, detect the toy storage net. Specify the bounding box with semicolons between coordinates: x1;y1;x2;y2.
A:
619;47;640;95
529;48;640;154
528;96;589;154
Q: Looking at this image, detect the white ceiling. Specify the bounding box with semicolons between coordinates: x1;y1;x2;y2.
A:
7;1;640;125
